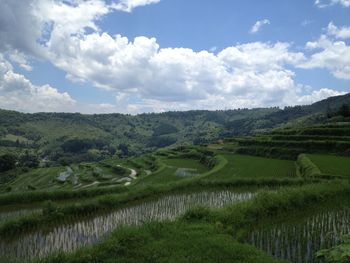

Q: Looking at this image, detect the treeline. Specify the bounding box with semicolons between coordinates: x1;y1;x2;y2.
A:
0;151;39;173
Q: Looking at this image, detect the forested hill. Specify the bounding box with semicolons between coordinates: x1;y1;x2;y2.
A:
0;93;349;163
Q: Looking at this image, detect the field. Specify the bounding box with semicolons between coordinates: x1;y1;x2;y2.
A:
3;161;134;193
307;154;350;177
1;120;350;263
206;154;296;181
136;157;210;185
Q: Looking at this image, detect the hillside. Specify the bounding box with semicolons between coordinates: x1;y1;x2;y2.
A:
0;93;349;165
1;121;350;262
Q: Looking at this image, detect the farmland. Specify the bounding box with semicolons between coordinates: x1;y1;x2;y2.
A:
307;154;350;177
0;102;350;263
205;154;296;181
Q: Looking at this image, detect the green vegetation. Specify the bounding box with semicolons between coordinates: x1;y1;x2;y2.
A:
0;93;349;166
39;222;284;263
317;235;350;263
296;154;322;178
136;157;209;185
205;154;296;181
1;95;350;262
36;182;350;263
307;154;350;177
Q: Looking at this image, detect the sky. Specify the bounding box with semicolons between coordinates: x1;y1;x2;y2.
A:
0;0;349;114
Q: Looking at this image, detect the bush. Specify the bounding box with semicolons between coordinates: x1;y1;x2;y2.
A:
0;154;16;172
296;154;322;178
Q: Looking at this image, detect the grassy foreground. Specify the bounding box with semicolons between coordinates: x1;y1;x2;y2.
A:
37;182;349;263
38;222;284;263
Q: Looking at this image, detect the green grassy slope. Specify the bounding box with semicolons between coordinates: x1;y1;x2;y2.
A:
307;154;350;177
206;154;296;181
0;93;348;162
40;222;284;263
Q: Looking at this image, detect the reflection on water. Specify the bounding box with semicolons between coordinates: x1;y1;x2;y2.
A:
249;209;350;263
0;190;254;261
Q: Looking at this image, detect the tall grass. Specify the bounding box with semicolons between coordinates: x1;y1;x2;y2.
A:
37;182;350;263
0;185;126;206
0;177;315;236
296;154;322;178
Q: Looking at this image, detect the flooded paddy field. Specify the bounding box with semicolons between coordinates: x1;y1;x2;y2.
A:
0;190;254;261
0;198;98;223
0;206;41;223
248;206;350;263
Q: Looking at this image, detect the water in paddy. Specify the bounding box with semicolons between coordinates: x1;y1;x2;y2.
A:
0;199;94;223
249;208;350;263
0;190;254;261
0;207;41;223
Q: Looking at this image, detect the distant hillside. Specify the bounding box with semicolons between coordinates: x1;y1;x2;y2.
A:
0;93;349;164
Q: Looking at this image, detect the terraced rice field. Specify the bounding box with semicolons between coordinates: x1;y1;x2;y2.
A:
137;158;209;185
4;163;134;193
249;207;350;263
307;154;350;177
0;190;255;261
206;154;296;180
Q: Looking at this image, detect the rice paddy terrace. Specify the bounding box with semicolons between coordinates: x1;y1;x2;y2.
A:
0;122;350;262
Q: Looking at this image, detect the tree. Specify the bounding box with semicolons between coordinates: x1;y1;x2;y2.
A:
0;154;17;172
19;151;39;168
118;144;129;157
339;104;350;117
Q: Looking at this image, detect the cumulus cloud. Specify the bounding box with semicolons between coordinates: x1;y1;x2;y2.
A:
0;0;346;113
300;29;350;80
315;0;350;8
296;88;346;104
327;22;350;39
47;28;310;109
250;19;270;34
0;55;76;112
111;0;161;12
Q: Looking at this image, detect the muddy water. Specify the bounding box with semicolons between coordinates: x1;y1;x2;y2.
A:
249;208;350;263
0;190;254;261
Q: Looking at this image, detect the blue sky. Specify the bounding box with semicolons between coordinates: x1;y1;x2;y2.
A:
0;0;349;113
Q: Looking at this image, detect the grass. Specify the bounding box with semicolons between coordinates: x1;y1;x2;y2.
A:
0;176;313;236
39;222;284;263
3;160;135;194
3;134;31;143
136;157;209;185
307;154;350;177
162;158;209;173
7;167;66;192
37;182;350;263
205;154;296;181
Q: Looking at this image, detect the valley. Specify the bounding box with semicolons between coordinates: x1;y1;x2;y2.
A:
0;94;350;262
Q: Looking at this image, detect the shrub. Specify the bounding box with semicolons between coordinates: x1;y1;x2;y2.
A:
296;154;322;178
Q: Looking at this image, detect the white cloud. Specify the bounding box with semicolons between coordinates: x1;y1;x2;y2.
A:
250;19;270;34
46;29;310;109
300;34;350;80
0;55;76;112
0;0;346;113
0;0;46;57
296;88;346;104
327;22;350;39
9;51;33;71
111;0;161;12
315;0;350;7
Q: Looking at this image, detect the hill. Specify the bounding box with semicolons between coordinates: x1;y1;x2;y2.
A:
0;93;349;164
